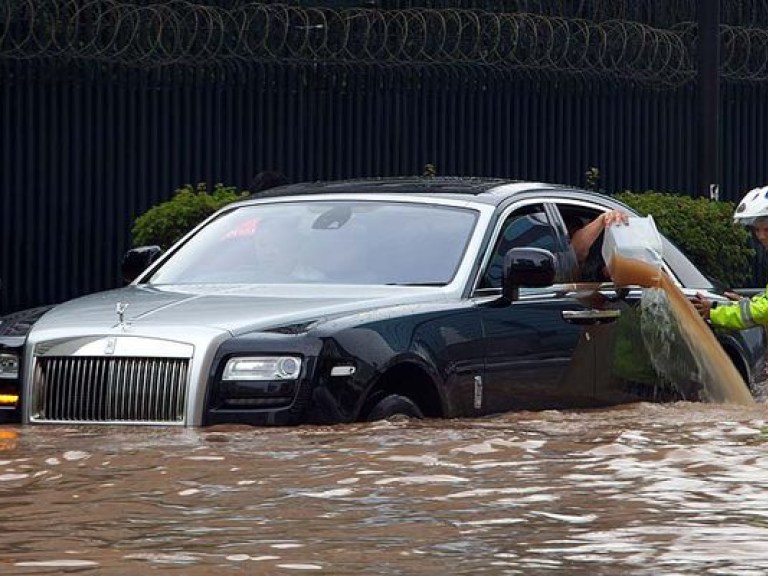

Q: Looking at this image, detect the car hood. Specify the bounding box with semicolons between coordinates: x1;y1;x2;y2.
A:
31;283;447;337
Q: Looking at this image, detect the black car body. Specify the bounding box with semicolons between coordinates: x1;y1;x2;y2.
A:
0;177;764;426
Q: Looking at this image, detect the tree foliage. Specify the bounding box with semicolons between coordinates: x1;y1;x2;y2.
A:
615;191;754;288
132;183;245;250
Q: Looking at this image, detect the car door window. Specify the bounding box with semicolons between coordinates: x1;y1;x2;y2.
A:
480;204;566;289
554;201;697;287
555;203;613;283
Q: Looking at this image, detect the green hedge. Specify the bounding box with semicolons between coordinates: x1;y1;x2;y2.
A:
615;191;754;288
132;183;245;249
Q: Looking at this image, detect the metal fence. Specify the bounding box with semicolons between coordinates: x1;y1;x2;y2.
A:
3;1;768;313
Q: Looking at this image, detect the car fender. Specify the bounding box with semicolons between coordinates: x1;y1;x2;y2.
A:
716;329;764;389
0;305;56;339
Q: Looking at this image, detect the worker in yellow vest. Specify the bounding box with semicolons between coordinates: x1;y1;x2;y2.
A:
693;186;768;328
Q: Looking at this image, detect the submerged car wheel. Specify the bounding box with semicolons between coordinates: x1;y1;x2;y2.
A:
364;394;424;422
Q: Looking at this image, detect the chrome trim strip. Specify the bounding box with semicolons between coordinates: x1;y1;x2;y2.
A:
34;336;194;358
330;366;356;377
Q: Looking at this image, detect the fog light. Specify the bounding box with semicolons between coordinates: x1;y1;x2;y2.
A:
0;394;18;406
0;353;19;379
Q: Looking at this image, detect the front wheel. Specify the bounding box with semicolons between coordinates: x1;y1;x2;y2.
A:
364;394;424;422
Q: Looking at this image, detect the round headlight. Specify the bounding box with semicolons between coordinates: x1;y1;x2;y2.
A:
277;357;301;379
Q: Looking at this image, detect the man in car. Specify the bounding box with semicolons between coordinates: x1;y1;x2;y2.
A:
252;216;324;282
566;209;629;282
693;187;768;328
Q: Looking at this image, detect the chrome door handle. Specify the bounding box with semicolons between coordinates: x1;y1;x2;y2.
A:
561;309;621;325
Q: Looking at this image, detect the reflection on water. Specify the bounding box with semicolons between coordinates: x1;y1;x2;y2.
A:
3;403;768;574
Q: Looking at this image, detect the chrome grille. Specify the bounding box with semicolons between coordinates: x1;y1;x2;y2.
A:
31;356;189;424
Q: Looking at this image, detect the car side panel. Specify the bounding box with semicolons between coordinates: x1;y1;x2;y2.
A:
717;326;767;389
587;296;677;404
593;291;767;404
479;293;597;412
408;308;486;417
316;307;486;420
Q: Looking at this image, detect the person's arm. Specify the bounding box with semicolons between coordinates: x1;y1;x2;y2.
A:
693;289;768;329
570;210;628;264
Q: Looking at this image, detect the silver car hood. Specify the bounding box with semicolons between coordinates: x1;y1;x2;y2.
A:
31;283;447;337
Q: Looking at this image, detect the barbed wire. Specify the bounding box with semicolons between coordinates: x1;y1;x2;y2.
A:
721;23;768;80
1;1;768;85
343;1;700;29
0;1;696;86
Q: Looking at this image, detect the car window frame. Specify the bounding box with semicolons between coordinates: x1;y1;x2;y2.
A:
548;198;711;289
143;197;483;288
471;199;573;298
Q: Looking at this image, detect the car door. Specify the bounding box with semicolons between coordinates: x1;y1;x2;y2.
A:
472;201;609;413
550;199;686;404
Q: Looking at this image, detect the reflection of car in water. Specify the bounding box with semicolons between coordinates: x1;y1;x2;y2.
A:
0;177;764;426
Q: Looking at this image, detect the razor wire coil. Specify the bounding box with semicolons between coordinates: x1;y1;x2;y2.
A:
1;1;768;85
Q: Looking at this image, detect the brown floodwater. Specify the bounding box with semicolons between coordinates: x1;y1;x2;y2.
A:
3;400;768;575
2;256;764;575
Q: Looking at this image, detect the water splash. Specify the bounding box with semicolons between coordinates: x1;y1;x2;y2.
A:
640;287;701;399
639;283;753;404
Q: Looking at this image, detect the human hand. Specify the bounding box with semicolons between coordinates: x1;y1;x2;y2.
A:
691;291;713;320
603;210;629;227
724;290;743;301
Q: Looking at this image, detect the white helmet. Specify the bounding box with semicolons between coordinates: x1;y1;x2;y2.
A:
733;186;768;225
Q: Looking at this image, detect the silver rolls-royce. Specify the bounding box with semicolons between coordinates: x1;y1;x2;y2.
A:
0;177;764;426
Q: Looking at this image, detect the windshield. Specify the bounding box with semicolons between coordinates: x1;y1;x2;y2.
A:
147;200;479;286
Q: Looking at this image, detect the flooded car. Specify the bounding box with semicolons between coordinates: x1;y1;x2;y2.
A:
0;177;764;426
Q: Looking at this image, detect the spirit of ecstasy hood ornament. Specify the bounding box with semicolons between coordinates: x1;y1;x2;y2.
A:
115;302;130;330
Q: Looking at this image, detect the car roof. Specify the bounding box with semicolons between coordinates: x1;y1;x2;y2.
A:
246;176;573;206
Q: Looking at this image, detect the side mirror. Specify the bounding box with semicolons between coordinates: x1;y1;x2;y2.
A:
502;247;557;301
121;246;163;284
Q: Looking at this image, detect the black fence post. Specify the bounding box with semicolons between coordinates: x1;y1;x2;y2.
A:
697;0;721;200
